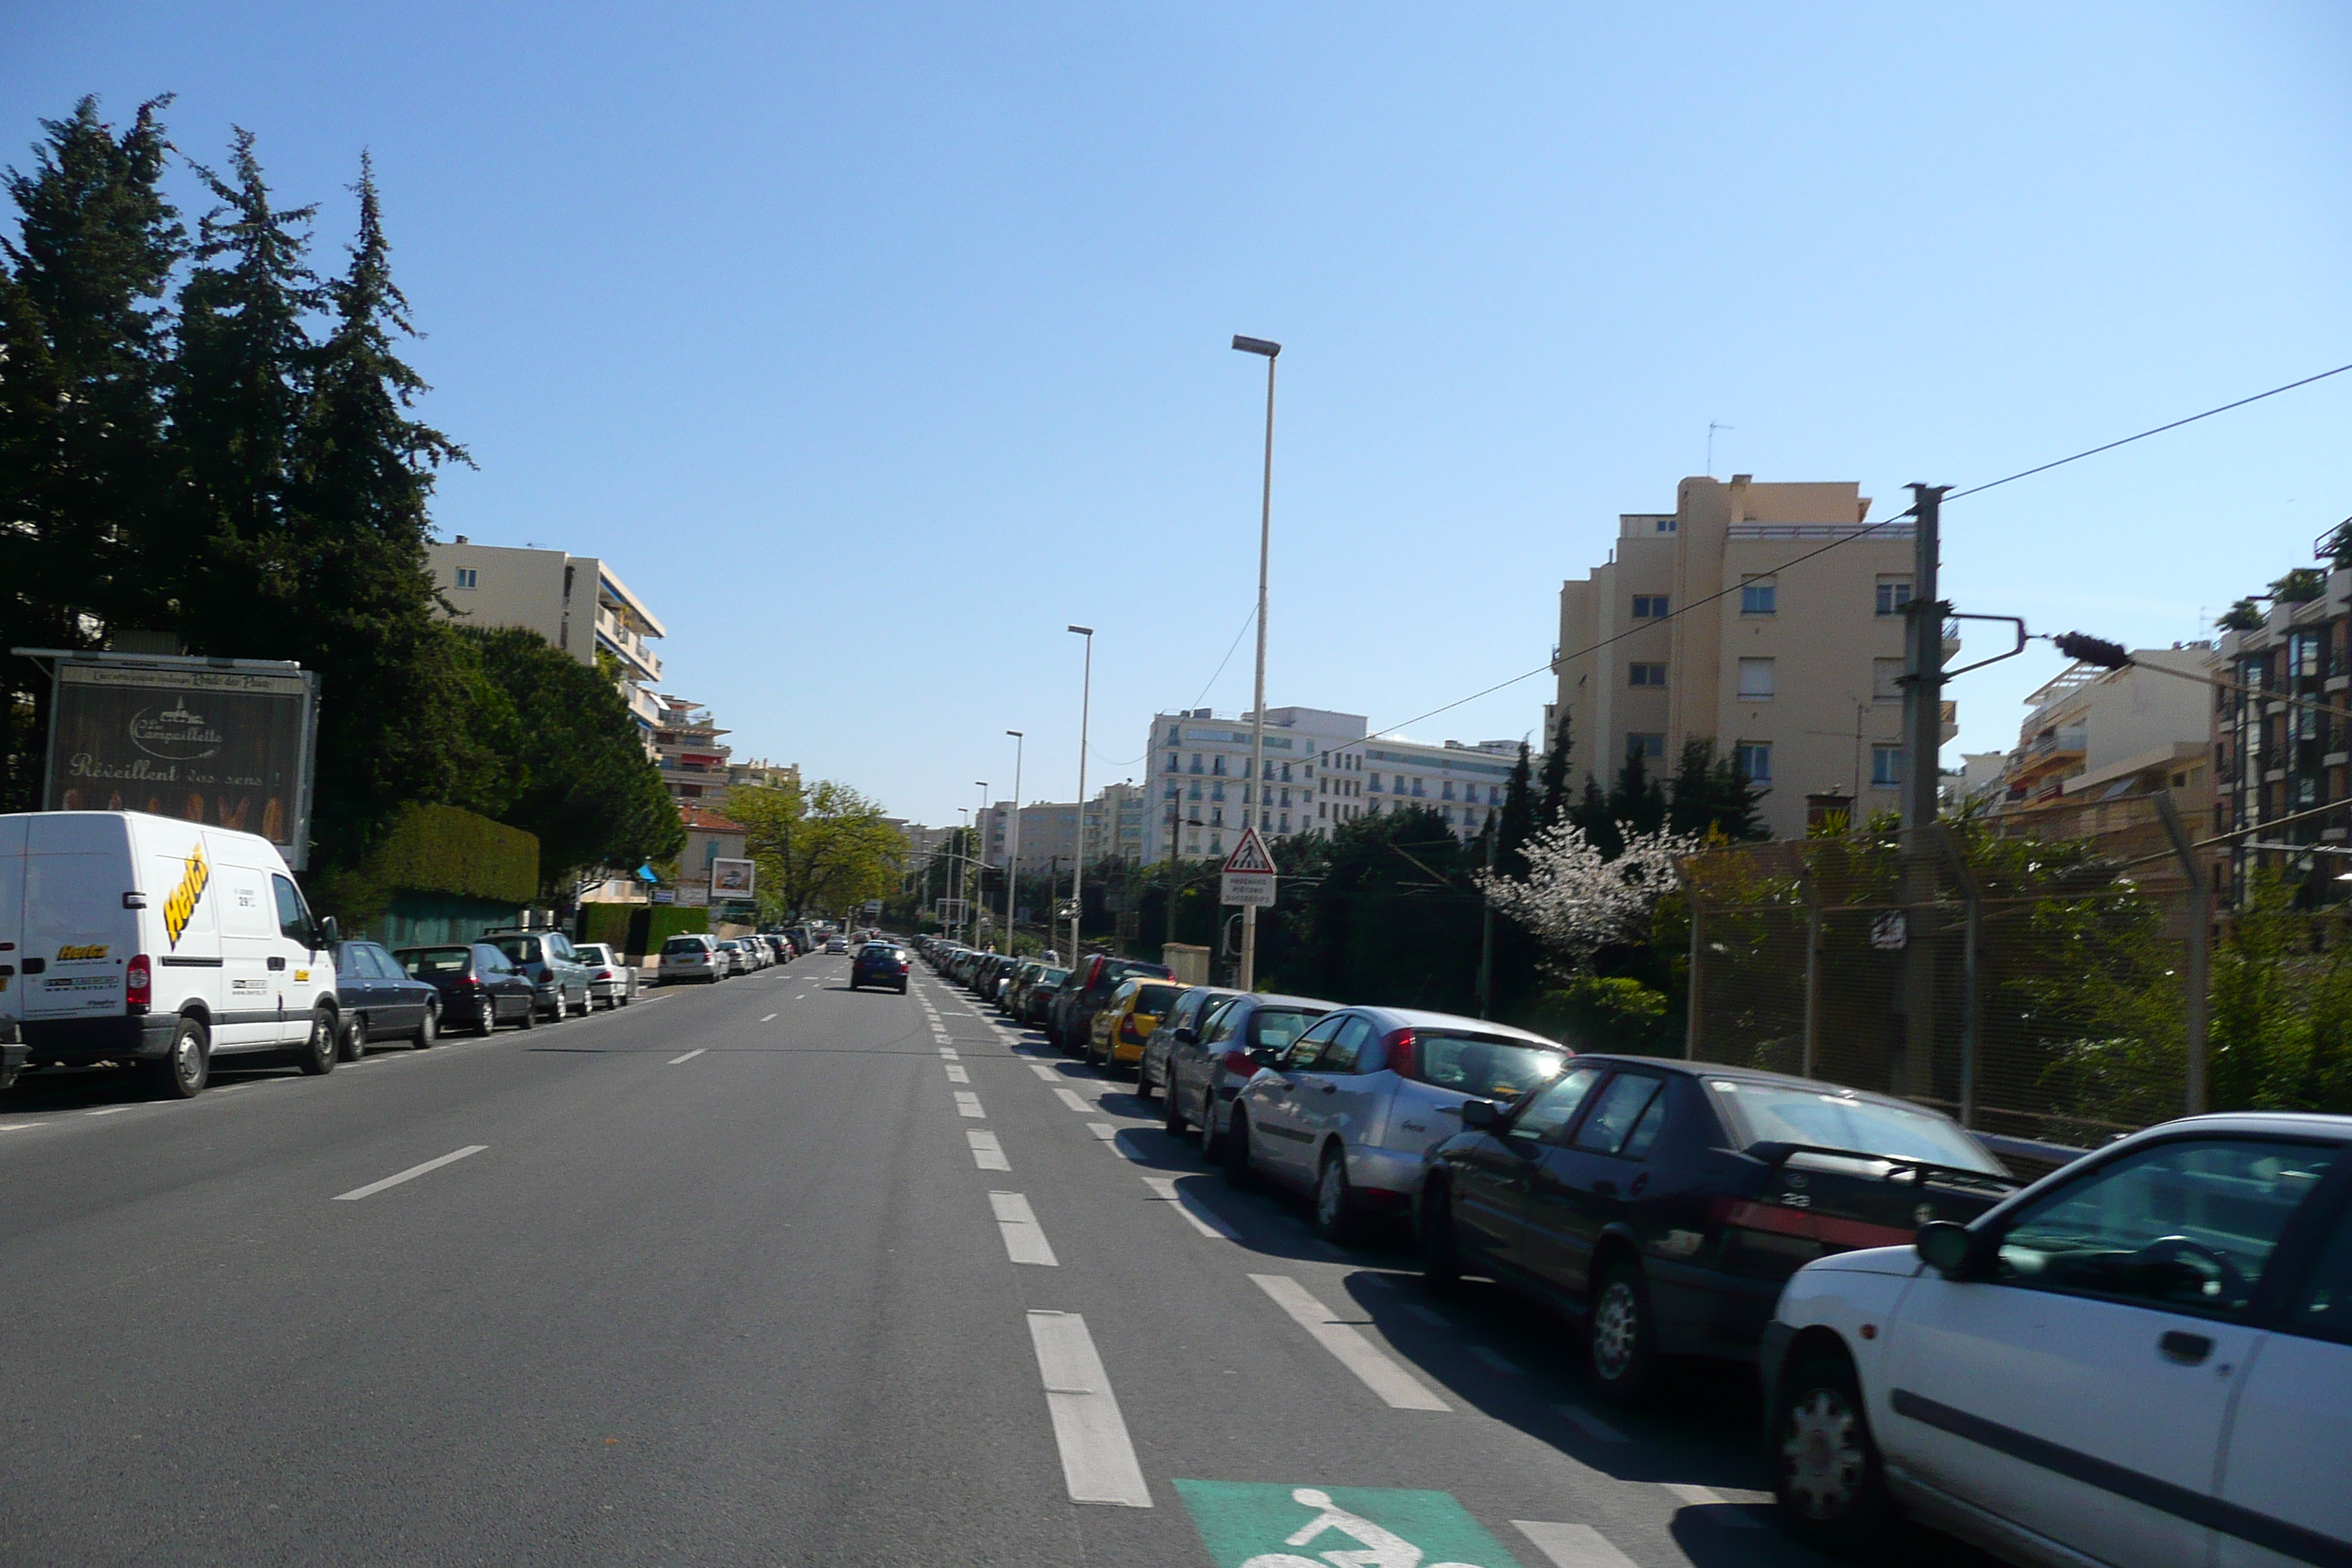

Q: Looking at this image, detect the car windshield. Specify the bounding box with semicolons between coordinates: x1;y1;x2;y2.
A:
1040;968;1069;986
1134;984;1177;1014
1708;1080;2002;1173
1248;1007;1324;1052
400;946;472;976
1405;1030;1570;1100
491;938;540;964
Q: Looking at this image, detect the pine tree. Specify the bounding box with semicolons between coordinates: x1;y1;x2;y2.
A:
1534;710;1573;829
1610;747;1667;836
1494;739;1536;878
1571;774;1621;859
0;97;184;810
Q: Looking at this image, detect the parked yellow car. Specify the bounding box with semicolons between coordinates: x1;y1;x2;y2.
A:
1088;976;1189;1074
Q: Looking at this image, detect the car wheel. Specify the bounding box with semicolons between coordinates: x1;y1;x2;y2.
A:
296;1006;337;1075
1774;1354;1893;1555
148;1015;210;1099
1162;1073;1189;1134
415;1003;438;1049
1134;1059;1156;1103
338;1011;369;1063
848;980;860;992
551;990;569;1022
1220;1109;1255;1188
1588;1260;1658;1404
518;998;538;1030
1313;1146;1359;1244
474;997;497;1036
1418;1174;1461;1294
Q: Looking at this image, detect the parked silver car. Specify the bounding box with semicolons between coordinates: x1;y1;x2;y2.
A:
659;933;723;984
483;927;595;1020
573;943;638;1009
1162;992;1337;1155
1222;1004;1575;1242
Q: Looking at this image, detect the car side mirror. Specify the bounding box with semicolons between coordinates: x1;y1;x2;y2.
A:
1458;1098;1501;1131
1916;1220;1978;1278
1173;1026;1196;1045
1248;1047;1280;1068
317;915;340;946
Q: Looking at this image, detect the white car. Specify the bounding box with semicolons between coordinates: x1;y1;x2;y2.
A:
573;943;637;1008
659;934;723;984
1765;1112;2352;1567
0;810;342;1097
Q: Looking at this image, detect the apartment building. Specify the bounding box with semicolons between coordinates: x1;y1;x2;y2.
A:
651;696;733;806
426;538;666;742
1553;475;1937;841
977;783;1147;875
2215;574;2351;900
1982;647;2212;815
1142;706;1517;861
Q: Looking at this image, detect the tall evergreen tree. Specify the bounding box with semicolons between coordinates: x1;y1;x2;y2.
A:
1534;709;1573;829
1664;737;1771;841
1494;739;1535;878
1571;774;1621;859
0;97;184;810
1609;747;1667;836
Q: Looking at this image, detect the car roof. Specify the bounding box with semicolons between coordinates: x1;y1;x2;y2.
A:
1224;992;1342;1012
1338;1004;1563;1048
1571;1053;1989;1117
2124;1111;2352;1141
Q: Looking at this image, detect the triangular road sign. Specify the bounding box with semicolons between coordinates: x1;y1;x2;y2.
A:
1222;826;1277;875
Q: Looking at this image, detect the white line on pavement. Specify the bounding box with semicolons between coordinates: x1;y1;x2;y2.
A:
938;1047;959;1058
1469;1346;1519;1374
987;1191;1058;1265
1662;1485;1761;1526
1027;1062;1060;1081
1140;1175;1241;1240
1554;1404;1627;1443
1025;1311;1152;1508
1087;1121;1117;1141
1512;1520;1641;1568
0;1123;32;1133
1052;1087;1093;1114
86;1106;129;1116
668;1049;706;1064
967;1130;1009;1171
1249;1273;1450;1411
944;1064;970;1083
954;1091;985;1118
333;1145;486;1202
761;1013;777;1022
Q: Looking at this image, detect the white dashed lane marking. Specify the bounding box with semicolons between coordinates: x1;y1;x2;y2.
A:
333;1145;487;1202
761;1012;777;1022
967;1130;1009;1170
1028;1063;1060;1082
1514;1520;1640;1567
668;1049;705;1065
1025;1311;1151;1508
1250;1274;1450;1411
1052;1087;1092;1114
987;1191;1058;1265
1140;1175;1241;1240
944;1064;970;1083
1662;1484;1762;1526
954;1091;985;1118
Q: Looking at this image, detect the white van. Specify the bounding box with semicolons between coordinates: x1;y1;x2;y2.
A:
0;812;341;1098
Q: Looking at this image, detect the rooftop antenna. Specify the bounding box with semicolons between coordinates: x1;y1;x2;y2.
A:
1707;422;1734;476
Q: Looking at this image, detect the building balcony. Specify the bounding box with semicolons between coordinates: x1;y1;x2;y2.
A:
2027;725;2088;759
595;604;663;682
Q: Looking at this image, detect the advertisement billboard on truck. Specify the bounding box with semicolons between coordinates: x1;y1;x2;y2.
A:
33;653;320;869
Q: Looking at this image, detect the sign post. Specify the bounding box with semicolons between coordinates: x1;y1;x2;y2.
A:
1219;826;1277;909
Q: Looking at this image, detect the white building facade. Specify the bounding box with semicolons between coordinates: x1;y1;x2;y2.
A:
426;538;667;744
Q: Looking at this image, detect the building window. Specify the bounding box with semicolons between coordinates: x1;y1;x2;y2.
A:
1368;774;1382;791
1211;807;1224;826
1211;755;1226;775
1738;657;1776;700
1441;781;1455;800
1209;783;1224;802
1873;657;1904;701
1190;753;1203;773
1627;732;1666;761
1735;742;1771;783
1632;594;1669;619
1875;578;1912;617
454;567;478;589
1871;745;1903;787
1629;662;1667;687
1167;753;1179;773
1411;780;1425;797
1740;579;1777;616
1655;517;1676;533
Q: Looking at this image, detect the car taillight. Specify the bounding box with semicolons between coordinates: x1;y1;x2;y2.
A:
1382;1028;1417;1079
1120;1017;1142;1042
1217;1047;1258;1079
595;970;614;980
454;976;482;992
126;953;151;1011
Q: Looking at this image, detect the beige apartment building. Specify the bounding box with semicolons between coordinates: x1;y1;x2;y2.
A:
1553;475;1942;842
426;538;667;743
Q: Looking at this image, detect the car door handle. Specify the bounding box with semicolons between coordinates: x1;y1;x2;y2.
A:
268;957;287;971
1629;1173;1649;1197
2159;1330;2213;1365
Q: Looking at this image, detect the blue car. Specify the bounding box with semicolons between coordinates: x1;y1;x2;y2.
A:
849;942;909;993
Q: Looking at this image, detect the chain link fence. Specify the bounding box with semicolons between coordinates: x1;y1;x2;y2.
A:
1683;794;2209;1149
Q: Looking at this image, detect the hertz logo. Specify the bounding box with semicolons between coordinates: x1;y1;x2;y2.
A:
56;943;110;961
162;846;211;950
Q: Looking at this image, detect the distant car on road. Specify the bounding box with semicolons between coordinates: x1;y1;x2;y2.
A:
826;934;848;954
331;938;445;1057
1765;1110;2349;1565
659;933;723;984
573;943;637;1009
395;943;539;1035
849;942;910;992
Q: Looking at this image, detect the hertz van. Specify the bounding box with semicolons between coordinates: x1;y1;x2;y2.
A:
0;811;341;1098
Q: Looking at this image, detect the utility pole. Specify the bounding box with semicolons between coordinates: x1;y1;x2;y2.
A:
1005;731;1024;956
1898;483;1949;1098
1475;818;1497;1019
1067;627;1094;966
1232;333;1281;992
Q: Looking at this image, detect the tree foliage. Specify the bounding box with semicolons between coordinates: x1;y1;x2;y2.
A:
726;779;908;920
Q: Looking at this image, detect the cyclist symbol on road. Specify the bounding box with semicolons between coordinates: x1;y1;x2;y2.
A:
1240;1488;1484;1568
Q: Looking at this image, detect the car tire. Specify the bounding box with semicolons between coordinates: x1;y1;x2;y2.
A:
518;998;538;1030
897;983;908;994
551;990;569;1022
1134;1060;1156;1103
1418;1175;1461;1294
473;996;497;1036
1220;1109;1255;1189
415;1003;438;1049
296;1007;337;1075
1313;1145;1359;1244
1162;1074;1189;1134
1588;1260;1658;1405
1774;1353;1893;1556
148;1015;210;1099
338;1011;368;1063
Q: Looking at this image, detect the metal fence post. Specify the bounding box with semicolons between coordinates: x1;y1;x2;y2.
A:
1685;870;1703;1060
1786;843;1822;1081
1932;826;1983;1130
2155;792;2211;1115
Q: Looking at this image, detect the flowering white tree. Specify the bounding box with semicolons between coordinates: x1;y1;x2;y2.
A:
1477;821;1697;965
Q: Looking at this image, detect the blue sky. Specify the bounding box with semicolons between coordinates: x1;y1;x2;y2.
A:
8;3;2351;828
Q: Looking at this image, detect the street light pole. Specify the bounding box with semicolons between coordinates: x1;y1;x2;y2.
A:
1067;626;1094;965
1231;333;1281;992
954;808;970;942
1004;731;1024;954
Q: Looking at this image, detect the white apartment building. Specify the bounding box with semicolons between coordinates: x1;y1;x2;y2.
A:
1987;647;2213;813
1553;475;1942;842
1142;706;1518;862
426;538;667;742
978;783;1147;875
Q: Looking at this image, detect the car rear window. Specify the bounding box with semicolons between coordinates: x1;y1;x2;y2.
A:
492;937;540;964
663;937;708;956
1134;984;1178;1014
1708;1080;2001;1173
400;946;472;976
576;945;608;964
1405;1031;1571;1101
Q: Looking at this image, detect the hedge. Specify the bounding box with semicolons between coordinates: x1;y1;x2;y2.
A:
575;902;719;959
371;804;540;905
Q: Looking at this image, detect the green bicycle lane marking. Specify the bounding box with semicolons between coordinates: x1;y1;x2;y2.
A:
1173;1480;1527;1568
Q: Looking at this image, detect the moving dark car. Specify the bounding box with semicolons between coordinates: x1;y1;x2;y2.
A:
1418;1055;2016;1403
849;941;910;992
331;938;444;1058
394;943;540;1036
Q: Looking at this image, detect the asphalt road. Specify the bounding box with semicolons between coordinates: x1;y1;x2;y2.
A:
0;955;1995;1567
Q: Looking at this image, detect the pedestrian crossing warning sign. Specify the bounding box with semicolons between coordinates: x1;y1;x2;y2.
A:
1221;827;1277;907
